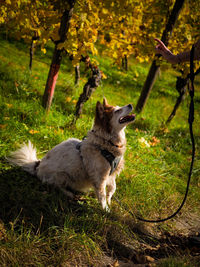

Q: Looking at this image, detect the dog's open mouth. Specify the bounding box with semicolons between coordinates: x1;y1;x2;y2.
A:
119;114;135;124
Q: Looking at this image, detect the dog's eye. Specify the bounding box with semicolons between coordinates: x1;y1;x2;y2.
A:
114;109;122;114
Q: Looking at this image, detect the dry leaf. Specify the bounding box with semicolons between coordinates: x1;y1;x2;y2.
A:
138;137;150;148
149;136;160;146
29;129;39;134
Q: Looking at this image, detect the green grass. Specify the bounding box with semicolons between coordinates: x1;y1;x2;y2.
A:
0;35;200;266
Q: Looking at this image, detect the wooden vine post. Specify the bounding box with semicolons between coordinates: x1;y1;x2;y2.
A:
29;33;39;71
42;0;75;111
166;75;188;124
75;57;102;119
135;0;185;113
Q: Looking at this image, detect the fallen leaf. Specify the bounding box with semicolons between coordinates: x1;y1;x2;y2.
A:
29;129;39;134
0;124;7;129
138;137;150;148
149;136;160;146
15;81;19;87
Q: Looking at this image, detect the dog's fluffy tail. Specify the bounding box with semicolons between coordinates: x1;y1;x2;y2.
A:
7;141;39;175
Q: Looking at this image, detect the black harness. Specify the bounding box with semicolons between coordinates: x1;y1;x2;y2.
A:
76;141;121;175
100;149;121;175
34;160;41;171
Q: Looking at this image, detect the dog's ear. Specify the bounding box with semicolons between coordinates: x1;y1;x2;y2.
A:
96;101;104;120
103;97;108;107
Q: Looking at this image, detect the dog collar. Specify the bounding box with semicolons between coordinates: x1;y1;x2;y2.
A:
91;130;124;148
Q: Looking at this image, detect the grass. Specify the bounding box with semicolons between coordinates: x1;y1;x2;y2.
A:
0;35;200;266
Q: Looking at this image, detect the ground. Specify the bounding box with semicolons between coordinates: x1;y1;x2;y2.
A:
0;36;200;266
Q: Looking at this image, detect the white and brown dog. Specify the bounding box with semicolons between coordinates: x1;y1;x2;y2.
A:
8;98;135;210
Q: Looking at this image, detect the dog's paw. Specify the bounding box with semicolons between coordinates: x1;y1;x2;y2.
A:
104;205;110;213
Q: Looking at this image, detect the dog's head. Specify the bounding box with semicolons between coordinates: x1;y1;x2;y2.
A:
94;98;135;133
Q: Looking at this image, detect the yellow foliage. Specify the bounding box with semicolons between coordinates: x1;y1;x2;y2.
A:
102;8;108;14
0;0;199;70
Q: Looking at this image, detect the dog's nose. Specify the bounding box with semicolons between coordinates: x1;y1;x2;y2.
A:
128;104;133;109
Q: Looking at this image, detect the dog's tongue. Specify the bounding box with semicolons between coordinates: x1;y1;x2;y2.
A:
120;114;135;123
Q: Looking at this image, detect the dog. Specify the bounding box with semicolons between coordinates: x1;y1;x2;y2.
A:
8;98;135;210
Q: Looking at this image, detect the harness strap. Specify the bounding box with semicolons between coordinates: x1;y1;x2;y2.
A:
34;160;40;171
76;141;121;175
101;149;121;175
76;141;82;151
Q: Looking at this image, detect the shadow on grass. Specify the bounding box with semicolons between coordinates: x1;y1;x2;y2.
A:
1;166;199;265
0;167;103;233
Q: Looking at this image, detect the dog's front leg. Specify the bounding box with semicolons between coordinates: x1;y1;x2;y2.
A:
94;180;109;210
107;176;116;206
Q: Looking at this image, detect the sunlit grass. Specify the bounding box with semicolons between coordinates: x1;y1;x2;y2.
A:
0;36;200;266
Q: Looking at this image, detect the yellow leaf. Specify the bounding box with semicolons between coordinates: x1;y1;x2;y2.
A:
135;71;139;77
127;45;132;51
91;45;98;55
29;129;39;134
41;48;46;54
112;51;118;59
102;8;108;14
6;103;13;108
101;72;107;79
66;97;72;102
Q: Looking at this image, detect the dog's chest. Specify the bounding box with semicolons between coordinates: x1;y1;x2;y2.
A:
77;141;123;176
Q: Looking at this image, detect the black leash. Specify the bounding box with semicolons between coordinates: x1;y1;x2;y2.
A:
115;45;197;223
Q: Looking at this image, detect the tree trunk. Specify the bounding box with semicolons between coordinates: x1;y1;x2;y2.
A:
42;48;62;110
75;66;101;119
75;65;80;85
166;92;186;124
29;34;39;71
124;55;128;71
135;60;160;112
42;1;75;111
29;38;34;71
122;55;128;71
135;0;185;113
166;76;188;124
